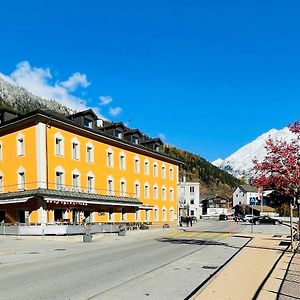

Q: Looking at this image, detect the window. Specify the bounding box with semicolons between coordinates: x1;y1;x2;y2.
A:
0;142;2;161
145;210;150;221
162;187;166;200
162;208;166;221
190;186;195;195
84;118;92;128
107;150;114;167
153;185;158;199
190;210;194;216
134;157;140;173
170;189;174;201
86;143;94;163
120;180;126;196
56;171;63;190
0;176;3;192
72;174;80;190
107;178;114;195
190;199;194;205
170;208;174;221
144;160;149;175
153;162;158;177
87;176;94;193
144;184;149;199
154;208;158;221
17;137;24;156
134;182;140;197
115;129;122;138
132;136;139;144
169;168;173;180
56;138;63;155
162;165;166;179
72;142;79;160
120;153;126;170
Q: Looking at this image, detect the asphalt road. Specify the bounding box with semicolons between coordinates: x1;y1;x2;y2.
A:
0;220;289;300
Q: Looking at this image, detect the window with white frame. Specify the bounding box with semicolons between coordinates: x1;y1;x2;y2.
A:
54;133;64;156
71;139;80;160
154;208;158;221
162;208;166;221
134;157;140;173
169;167;174;180
87;175;94;193
153;162;158;177
17;135;25;156
153;185;158;199
144;184;149;199
0;175;3;192
107;177;114;195
0;142;2;161
18;172;25;190
86;143;94;163
170;188;174;201
170;208;174;221
162;165;166;179
120;179;126;196
72;173;80;191
190;186;195;195
107;149;114;167
120;152;126;170
162;186;166;200
144;160;149;175
134;181;140;197
56;171;64;190
145;209;150;221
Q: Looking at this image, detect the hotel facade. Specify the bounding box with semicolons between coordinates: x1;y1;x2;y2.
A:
0;108;181;231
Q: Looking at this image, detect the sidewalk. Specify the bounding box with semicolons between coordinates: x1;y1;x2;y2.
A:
194;233;298;300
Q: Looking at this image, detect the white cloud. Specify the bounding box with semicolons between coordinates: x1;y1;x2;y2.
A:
0;61;90;112
109;106;122;117
60;72;90;91
99;95;113;106
158;133;166;141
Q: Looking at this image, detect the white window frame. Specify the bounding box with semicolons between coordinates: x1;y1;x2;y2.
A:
17;134;25;156
153;184;158;200
87;171;95;193
71;169;81;191
169;167;174;180
55;166;65;191
134;180;140;197
162;207;167;221
0;141;3;161
161;164;166;179
144;183;150;199
162;185;166;200
71;138;80;160
170;188;174;201
154;207;159;221
135;209;140;221
86;142;94;163
107;176;114;195
119;152;126;170
0;172;3;193
120;178;126;196
134;156;140;173
144;159;149;175
107;148;114;168
153;161;158;177
54;132;64;156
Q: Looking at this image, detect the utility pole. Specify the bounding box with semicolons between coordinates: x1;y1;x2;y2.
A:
290;198;294;252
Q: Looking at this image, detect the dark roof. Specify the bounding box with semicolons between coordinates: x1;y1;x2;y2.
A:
141;138;163;145
101;122;127;130
0;108;183;165
0;188;142;205
68;109;98;120
200;195;230;202
124;129;142;136
239;185;257;193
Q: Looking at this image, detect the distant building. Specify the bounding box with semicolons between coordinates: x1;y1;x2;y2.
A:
201;195;230;216
177;180;201;220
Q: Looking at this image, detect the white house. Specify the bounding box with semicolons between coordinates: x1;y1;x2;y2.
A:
233;185;259;207
178;180;201;220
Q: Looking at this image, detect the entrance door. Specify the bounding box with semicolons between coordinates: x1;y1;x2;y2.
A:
0;211;5;223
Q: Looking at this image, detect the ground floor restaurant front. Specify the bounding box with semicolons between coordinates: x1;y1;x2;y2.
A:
0;188;177;235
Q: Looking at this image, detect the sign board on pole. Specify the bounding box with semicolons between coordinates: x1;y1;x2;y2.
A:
249;197;257;205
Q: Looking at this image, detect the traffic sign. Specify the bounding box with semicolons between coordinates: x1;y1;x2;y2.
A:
249;197;257;205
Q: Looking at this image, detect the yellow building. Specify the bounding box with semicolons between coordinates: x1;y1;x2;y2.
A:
0;108;181;232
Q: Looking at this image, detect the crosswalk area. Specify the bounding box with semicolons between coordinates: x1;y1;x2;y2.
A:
164;231;231;239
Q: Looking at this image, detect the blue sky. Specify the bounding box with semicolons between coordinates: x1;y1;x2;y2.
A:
0;1;299;161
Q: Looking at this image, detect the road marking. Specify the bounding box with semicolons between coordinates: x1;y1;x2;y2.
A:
164;232;231;238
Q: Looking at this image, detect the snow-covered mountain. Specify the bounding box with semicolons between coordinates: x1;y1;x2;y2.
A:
212;127;296;179
0;77;74;115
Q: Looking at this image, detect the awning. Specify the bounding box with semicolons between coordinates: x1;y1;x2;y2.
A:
0;197;29;205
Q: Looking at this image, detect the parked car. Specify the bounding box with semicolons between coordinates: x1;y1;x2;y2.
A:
243;214;255;222
219;214;234;221
250;216;282;225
